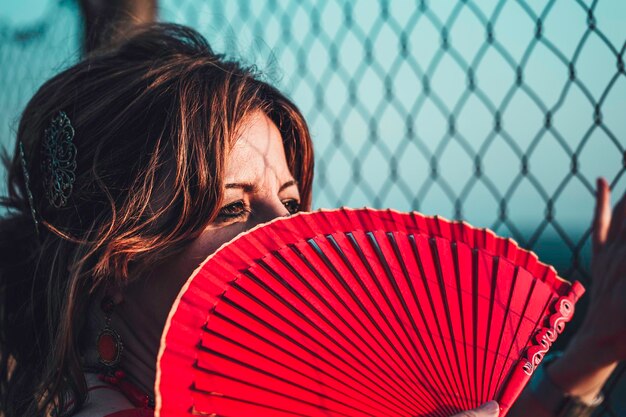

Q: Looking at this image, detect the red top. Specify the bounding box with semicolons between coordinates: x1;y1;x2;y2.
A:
71;373;154;417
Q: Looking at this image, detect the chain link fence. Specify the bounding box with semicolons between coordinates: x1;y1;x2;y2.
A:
1;0;625;415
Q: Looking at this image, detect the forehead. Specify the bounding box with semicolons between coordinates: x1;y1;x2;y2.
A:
223;111;291;182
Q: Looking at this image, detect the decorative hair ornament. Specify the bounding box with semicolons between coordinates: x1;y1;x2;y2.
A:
18;140;39;236
41;111;77;208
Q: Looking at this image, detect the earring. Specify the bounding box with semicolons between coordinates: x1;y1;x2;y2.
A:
96;295;123;368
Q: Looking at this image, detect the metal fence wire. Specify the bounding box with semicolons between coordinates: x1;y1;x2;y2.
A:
1;0;625;415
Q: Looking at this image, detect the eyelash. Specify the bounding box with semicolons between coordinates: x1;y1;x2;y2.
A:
216;201;250;221
216;199;300;221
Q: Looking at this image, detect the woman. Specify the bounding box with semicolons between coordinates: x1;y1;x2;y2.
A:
0;24;622;417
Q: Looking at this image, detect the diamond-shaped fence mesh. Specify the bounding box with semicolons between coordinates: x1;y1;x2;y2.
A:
1;0;625;414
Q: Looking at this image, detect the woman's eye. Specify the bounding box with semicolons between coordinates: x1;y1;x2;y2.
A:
217;201;249;220
283;199;300;215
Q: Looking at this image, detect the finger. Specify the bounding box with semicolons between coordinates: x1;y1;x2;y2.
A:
620;216;626;244
593;178;611;254
604;244;626;285
450;401;499;417
607;183;626;245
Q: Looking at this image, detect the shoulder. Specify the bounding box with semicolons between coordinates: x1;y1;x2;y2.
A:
70;373;149;417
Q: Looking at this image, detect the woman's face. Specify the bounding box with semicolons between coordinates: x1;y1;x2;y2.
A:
115;110;301;383
198;110;301;254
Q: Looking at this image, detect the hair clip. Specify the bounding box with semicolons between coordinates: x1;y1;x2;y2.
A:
41;111;77;208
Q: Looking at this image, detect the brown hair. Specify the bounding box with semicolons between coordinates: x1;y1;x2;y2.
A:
0;23;314;416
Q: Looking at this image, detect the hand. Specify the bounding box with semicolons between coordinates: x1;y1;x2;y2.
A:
450;401;499;417
544;177;624;402
575;177;626;362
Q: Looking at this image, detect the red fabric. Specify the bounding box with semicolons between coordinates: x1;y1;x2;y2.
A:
86;376;154;417
61;384;154;417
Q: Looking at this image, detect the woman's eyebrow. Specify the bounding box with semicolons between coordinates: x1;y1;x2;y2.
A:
224;182;257;192
224;179;298;193
278;179;298;192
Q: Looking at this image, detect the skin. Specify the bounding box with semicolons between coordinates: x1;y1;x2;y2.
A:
97;113;621;417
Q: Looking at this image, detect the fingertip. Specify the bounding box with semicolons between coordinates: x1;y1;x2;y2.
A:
594;178;608;211
594;178;606;209
478;401;500;416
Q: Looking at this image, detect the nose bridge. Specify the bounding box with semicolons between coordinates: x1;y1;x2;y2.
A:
254;196;290;225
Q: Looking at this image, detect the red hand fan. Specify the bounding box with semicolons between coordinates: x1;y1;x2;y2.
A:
155;208;584;417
